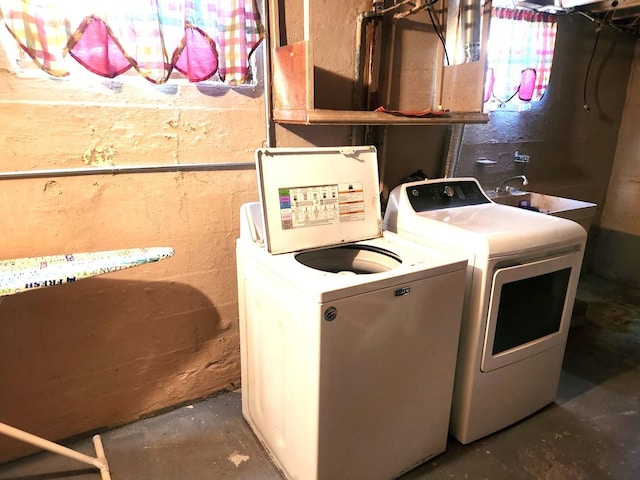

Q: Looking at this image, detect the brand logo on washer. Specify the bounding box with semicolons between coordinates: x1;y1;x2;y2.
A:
395;287;411;297
324;306;338;321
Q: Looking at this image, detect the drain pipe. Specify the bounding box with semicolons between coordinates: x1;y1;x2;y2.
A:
0;162;254;181
262;0;275;148
442;124;465;178
352;2;386;145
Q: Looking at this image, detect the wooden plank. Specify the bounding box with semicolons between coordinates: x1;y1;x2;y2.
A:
272;108;309;123
271;41;309;112
383;12;442;112
439;0;492;112
268;0;281;48
441;62;485;111
304;109;488;125
268;0;489;126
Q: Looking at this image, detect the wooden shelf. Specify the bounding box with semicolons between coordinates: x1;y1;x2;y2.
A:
273;108;488;125
268;1;491;127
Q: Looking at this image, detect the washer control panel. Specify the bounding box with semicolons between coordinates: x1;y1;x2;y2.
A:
406;180;491;212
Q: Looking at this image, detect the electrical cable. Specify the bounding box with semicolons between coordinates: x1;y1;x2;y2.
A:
427;2;450;66
575;9;640;37
583;25;601;113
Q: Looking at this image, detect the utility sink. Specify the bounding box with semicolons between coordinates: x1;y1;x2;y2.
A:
488;190;597;231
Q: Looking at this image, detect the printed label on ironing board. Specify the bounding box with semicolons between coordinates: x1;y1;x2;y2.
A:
0;247;175;297
279;182;364;229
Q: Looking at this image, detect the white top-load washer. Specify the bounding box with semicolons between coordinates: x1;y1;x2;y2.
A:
384;177;587;445
236;147;469;480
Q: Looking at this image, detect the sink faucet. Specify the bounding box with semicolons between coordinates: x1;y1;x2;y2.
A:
496;175;528;194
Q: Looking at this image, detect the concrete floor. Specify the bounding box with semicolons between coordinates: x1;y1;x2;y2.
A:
0;274;638;480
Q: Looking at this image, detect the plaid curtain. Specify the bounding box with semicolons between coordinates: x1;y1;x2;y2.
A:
484;8;557;104
0;0;264;85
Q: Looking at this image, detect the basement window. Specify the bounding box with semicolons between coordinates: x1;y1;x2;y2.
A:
483;3;558;112
0;0;264;86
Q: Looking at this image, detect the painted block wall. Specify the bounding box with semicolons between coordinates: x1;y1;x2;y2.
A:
456;16;634;219
0;40;265;461
592;41;640;287
602;42;640;235
454;16;636;274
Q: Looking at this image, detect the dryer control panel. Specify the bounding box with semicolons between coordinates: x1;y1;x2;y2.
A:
406;179;492;212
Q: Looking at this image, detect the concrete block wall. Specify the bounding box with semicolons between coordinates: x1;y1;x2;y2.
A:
592;41;640;287
0;39;265;462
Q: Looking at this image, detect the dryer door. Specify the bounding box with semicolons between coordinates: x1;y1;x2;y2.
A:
481;251;582;372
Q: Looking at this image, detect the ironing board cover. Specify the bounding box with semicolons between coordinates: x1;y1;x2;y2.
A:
0;247;174;297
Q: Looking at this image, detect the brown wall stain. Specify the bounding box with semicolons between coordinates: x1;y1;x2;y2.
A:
82;145;118;166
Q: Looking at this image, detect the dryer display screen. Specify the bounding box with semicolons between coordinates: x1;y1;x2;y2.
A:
279;182;364;229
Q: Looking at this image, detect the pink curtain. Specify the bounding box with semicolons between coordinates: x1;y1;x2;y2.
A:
485;8;557;105
0;0;264;85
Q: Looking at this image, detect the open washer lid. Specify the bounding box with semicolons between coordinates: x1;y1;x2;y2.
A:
256;146;382;254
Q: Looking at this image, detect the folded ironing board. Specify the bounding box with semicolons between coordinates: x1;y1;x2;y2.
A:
0;246;175;480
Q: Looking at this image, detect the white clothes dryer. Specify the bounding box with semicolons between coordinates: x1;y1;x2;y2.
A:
236;147;468;480
384;177;587;445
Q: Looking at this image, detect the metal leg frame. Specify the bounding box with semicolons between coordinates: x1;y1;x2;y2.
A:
0;422;111;480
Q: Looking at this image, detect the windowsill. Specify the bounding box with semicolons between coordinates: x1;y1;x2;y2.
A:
484;102;534;113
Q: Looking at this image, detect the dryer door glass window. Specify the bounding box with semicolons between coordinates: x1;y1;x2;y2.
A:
492;268;570;355
481;251;581;372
